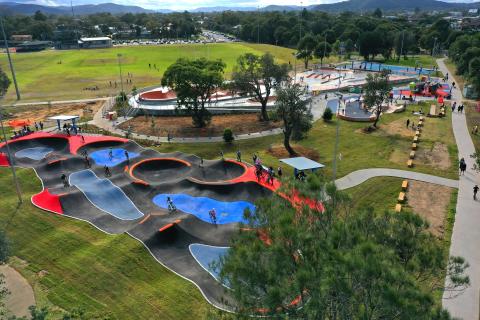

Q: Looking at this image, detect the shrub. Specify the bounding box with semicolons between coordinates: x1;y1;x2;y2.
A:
223;128;234;143
322;107;333;122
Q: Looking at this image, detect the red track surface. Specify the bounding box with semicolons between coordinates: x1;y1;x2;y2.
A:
0;131;128;156
0;153;9;167
31;188;63;214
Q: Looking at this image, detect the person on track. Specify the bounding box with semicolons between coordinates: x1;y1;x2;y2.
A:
84;156;91;168
167;196;176;212
108;148;113;160
124;150;129;164
104;165;111;177
220;150;224;160
474;185;479;200
209;208;217;225
268;166;274;185
61;174;69;188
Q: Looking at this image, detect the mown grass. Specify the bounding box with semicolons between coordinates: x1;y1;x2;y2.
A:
154;102;458;180
0;167;209;319
0;43;295;103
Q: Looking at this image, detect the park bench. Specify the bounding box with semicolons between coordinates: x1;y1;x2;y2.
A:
409;151;415;159
398;192;406;203
402;180;409;191
419;116;424;121
411;143;417;150
395;204;402;212
407;159;413;167
418;120;423;127
415;130;420;136
413;136;419;143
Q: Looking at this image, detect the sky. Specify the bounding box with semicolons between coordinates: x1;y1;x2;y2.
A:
2;0;478;11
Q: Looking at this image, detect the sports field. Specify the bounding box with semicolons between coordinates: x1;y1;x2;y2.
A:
0;43;295;103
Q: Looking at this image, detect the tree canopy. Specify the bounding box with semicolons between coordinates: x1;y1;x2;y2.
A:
218;175;469;319
162;58;225;128
364;69;392;127
231;53;290;122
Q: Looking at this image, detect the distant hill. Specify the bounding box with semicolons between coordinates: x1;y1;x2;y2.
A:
312;0;480;12
191;6;256;12
0;2;157;15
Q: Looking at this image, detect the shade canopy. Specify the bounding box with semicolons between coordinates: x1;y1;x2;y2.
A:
280;157;325;171
48;115;80;121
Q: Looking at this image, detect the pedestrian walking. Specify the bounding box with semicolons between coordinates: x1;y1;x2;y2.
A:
220;150;224;160
474;185;479;200
268;166;274;185
277;167;283;179
406;119;410;128
39;122;44;130
34;122;38;131
252;153;257;164
236;150;242;162
473;125;478;135
459;158;466;175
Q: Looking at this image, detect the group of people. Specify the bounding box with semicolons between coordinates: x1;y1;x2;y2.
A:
451;102;465;113
252;153;282;185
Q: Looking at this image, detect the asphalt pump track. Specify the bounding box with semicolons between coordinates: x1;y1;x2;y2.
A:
0;132;281;311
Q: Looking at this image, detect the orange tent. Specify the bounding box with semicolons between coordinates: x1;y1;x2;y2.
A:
7;119;31;127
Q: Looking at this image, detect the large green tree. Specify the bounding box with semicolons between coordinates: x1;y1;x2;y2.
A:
313;41;332;66
231;53;290;122
296;34;316;69
364;69;392;127
162;58;225;128
218;175;469;318
274;83;312;156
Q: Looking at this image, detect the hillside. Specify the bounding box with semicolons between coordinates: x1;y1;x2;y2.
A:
312;0;480;12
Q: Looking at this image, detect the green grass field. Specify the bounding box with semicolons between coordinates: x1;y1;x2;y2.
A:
0;43;295;103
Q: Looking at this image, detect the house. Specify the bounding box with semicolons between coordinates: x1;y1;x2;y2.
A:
15;40;52;52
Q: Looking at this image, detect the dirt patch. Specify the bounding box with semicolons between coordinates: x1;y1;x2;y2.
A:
119;113;283;138
0;264;35;318
266;144;320;161
5;101;103;123
416;142;451;170
378;118;416;138
406;180;453;237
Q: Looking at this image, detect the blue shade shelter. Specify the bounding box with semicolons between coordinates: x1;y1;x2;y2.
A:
280;157;325;177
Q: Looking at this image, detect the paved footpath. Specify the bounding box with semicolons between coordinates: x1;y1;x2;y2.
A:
335;168;458;190
437;58;480;320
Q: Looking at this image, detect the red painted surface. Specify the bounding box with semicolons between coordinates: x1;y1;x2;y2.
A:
32;189;63;214
140;90;177;100
0;153;9;167
0;131;128;155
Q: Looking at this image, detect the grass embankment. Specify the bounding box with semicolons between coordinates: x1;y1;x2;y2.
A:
0;43;295;103
154;102;458;180
0;168;209;319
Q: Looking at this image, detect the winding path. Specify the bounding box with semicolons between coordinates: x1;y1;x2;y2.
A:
437;58;480;320
335;168;458;190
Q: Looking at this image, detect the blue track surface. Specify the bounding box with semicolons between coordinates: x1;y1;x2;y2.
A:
69;169;144;220
15;147;53;160
152;194;255;224
189;244;230;285
89;148;139;167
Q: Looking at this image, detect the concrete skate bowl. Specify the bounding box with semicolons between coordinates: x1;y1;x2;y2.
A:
129;158;192;185
189;160;247;184
0;137;69;165
139;89;177;102
76;140;128;154
338;100;376;122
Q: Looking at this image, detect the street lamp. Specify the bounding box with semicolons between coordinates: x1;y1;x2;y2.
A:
117;53;126;115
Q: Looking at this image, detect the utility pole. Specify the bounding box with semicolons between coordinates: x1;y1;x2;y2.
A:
322;33;327;67
432;37;437;57
0;17;20;100
117;53;126;114
299;1;303;40
257;6;260;44
399;30;405;61
0;109;22;203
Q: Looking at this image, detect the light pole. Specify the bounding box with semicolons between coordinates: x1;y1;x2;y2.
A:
117;53;126;114
257;5;260;44
0;108;22;203
399;30;405;61
322;33;327;67
332;107;340;182
0;17;20;100
432;37;437;57
299;1;303;40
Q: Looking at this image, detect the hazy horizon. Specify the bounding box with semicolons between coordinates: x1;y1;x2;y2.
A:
1;0;478;12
